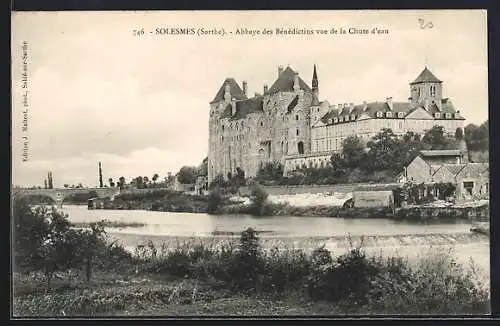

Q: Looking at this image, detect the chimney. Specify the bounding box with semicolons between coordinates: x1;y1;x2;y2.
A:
331;104;337;110
242;81;248;97
344;103;348;108
363;101;368;111
278;65;284;77
338;103;343;109
224;82;231;102
231;100;236;116
386;97;393;110
263;84;268;94
255;92;261;97
293;72;300;92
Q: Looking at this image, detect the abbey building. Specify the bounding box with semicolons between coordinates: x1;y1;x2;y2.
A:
207;65;466;183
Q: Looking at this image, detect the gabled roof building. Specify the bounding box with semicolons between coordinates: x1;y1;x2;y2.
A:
208;64;467;182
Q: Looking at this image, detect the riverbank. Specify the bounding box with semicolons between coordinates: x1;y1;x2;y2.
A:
79;187;489;222
13;231;490;317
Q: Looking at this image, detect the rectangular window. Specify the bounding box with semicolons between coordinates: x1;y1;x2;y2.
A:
463;182;474;196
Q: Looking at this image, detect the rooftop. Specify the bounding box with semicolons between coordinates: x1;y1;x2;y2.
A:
410;67;442;84
420;149;464;157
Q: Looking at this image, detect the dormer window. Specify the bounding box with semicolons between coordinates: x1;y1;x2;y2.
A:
445;113;452;119
398;112;404;118
434;112;441;118
345;116;350;122
351;115;356;120
333;118;338;123
386;112;392;118
376;111;383;118
454;113;460;119
328;119;333;124
339;117;344;122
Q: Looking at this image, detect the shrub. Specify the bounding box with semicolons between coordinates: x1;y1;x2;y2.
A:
207;188;222;214
248;185;269;216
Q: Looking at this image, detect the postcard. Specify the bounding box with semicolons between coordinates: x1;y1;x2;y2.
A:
11;10;489;317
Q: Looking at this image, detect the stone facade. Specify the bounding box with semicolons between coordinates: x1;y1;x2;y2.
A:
208;65;467;182
310;67;465;155
208;65;316;182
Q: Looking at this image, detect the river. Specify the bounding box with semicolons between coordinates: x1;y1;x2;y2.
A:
61;205;490;284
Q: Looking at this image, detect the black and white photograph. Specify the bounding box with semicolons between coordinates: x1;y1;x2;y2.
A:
11;10;490;317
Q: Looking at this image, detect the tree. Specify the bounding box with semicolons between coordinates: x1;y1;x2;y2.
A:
47;172;53;189
44;179;48;189
135;176;144;189
198;157;208;177
152;173;159;184
98;162;103;188
393;131;423;169
77;183;83;188
421;125;454;150
118;176;126;190
209;174;226;190
365;128;400;171
63;184;69;188
108;178;113;187
465;121;488;152
341;136;365;168
143;176;149;185
177;166;198;184
207;187;222;214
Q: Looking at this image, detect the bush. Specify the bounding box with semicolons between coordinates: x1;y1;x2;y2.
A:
249;185;270;216
12;197;130;287
207;188;223;214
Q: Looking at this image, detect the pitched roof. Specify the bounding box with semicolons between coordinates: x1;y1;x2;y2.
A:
420;149;462;157
211;78;247;104
439;163;467;176
221;96;264;120
410;67;442;84
268;66;312;94
457;163;489;176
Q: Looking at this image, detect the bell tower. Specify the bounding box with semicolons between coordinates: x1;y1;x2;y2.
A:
409;66;443;110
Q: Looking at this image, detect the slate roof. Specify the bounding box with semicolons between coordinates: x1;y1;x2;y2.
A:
268;66;312;94
221;96;264;120
320;97;463;125
458;163;489;176
410;67;442;84
211;78;247;104
438;163;467;176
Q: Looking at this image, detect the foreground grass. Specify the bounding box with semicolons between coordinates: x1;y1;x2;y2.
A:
13;244;490;317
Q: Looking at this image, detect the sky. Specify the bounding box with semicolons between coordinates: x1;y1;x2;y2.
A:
11;10;488;188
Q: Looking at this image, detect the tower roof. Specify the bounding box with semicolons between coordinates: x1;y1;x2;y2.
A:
410;67;442;84
268;66;312;94
210;78;247;104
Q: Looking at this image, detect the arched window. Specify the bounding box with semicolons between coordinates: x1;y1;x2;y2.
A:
260;121;264;127
297;141;304;154
296;129;300;136
295;115;299;121
222;125;225;131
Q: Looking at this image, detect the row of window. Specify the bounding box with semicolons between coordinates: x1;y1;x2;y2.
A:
326;111;459;124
